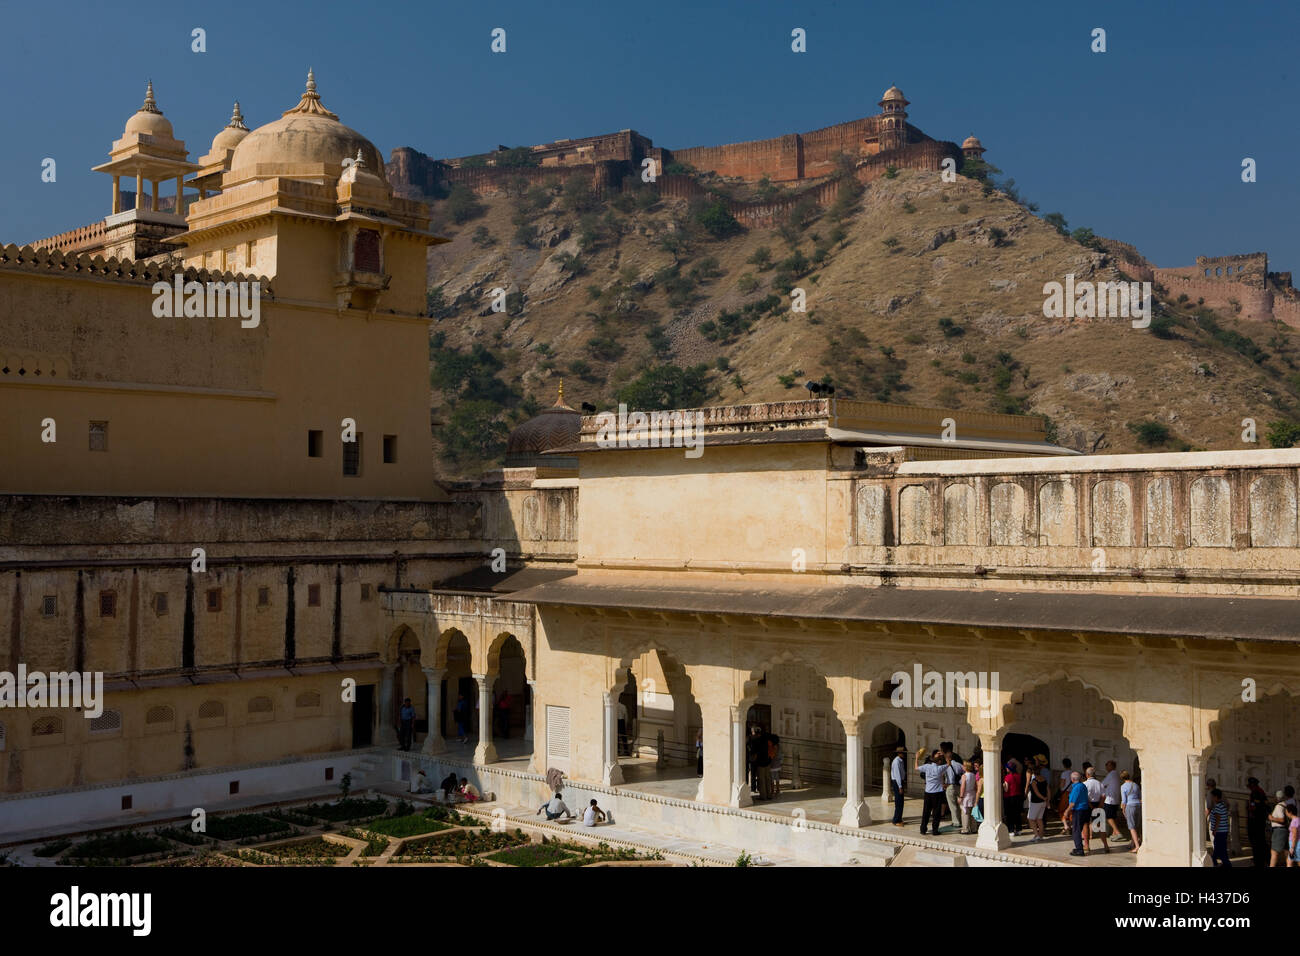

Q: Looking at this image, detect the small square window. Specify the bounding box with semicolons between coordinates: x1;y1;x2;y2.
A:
121;794;133;810
229;781;239;795
325;767;334;781
99;590;117;618
343;434;363;477
89;421;108;452
360;583;372;602
154;592;169;615
308;430;323;458
206;588;222;612
383;435;397;464
308;584;321;607
41;595;57;617
257;586;270;607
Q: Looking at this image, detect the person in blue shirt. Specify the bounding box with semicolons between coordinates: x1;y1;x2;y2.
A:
398;697;416;752
914;747;948;836
1063;770;1092;857
890;746;907;826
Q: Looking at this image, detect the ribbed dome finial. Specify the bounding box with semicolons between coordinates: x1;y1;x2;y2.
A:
284;68;339;120
557;379;565;405
141;79;160;114
227;101;248;131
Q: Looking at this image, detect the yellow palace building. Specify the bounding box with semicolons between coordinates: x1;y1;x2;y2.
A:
2;74;1298;868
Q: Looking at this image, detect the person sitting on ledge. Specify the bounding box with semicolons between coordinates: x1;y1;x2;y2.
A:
459;777;482;803
583;799;606;827
438;772;459;800
537;791;572;821
411;769;431;794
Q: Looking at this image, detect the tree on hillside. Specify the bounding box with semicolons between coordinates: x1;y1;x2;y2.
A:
441;400;510;462
446;185;485;224
692;198;742;239
1043;212;1069;235
1265;420;1300;448
615;363;712;410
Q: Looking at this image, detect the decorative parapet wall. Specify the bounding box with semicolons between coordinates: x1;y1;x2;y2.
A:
843;447;1300;595
26;220;109;255
0;242;270;293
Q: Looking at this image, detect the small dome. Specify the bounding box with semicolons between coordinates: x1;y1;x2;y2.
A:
228;70;384;182
505;385;580;463
210;101;249;153
123;81;174;138
962;134;984;150
880;85;907;103
338;148;385;190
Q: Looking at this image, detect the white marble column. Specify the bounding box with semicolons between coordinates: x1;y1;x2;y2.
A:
134;171;143;210
839;729;871;827
377;665;398;747
1188;754;1212;867
421;667;445;756
976;734;1010;850
729;706;752;808
112;175;121;215
473;674;497;765
602;692;623;785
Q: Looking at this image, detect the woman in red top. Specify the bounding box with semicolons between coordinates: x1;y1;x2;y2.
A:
1003;762;1025;837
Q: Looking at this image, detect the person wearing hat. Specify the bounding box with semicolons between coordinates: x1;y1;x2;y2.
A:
889;746;907;826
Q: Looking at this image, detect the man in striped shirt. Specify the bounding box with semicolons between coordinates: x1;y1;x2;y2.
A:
1207;788;1232;867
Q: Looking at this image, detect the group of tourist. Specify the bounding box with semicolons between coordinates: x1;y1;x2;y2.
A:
1220;777;1299;867
410;769;482;803
746;725;782;801
536;792;608;827
894;744;1143;859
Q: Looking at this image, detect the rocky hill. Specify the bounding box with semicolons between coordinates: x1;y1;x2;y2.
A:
419;167;1300;478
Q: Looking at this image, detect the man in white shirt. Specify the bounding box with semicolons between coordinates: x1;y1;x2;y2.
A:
1101;760;1125;841
1083;766;1110;853
890;747;907;827
583;799;606;827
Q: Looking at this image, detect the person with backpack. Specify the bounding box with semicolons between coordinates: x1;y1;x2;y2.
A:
1269;796;1290;866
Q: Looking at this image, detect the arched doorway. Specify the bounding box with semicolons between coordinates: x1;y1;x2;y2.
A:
392;628;425;751
613;648;703;798
441;629;474;747
868;721;906;788
487;633;532;762
742;660;841;817
1205;689;1299;866
1006;677;1136;849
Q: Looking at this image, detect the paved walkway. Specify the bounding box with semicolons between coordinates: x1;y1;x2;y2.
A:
613;758;1136;867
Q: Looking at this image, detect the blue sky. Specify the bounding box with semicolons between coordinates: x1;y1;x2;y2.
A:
1;0;1295;270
